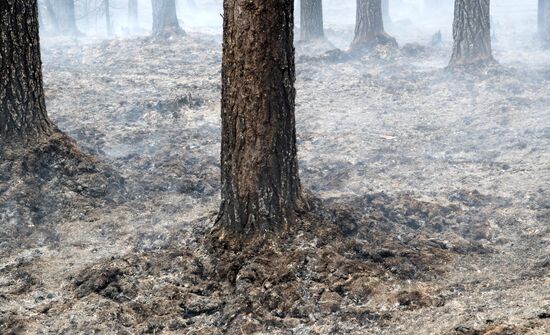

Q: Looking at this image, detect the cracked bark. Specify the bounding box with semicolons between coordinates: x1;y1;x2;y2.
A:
217;0;302;237
300;0;325;41
0;0;54;143
151;0;184;37
351;0;397;51
448;0;493;67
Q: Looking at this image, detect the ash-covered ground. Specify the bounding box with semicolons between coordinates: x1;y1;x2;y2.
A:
1;18;550;335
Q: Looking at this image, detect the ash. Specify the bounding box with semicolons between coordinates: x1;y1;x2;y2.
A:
1;23;549;335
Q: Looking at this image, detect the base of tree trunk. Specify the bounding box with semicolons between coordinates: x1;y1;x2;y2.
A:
446;56;499;72
153;27;186;39
350;32;398;53
0;131;125;207
25;185;497;333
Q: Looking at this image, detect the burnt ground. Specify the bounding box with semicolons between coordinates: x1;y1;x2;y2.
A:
0;27;549;334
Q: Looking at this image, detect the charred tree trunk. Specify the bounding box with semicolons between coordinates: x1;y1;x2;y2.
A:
300;0;325;41
104;0;112;36
0;0;54;143
53;0;80;36
151;0;183;37
448;0;493;68
217;0;302;237
351;0;397;51
128;0;138;33
539;0;550;42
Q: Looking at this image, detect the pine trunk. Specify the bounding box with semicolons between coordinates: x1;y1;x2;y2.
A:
448;0;493;67
300;0;325;41
151;0;183;37
53;0;80;36
351;0;397;50
217;0;302;237
540;0;550;42
128;0;138;33
0;0;54;143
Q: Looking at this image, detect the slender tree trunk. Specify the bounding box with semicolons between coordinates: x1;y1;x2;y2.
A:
382;0;391;26
151;0;183;37
351;0;397;50
44;0;59;33
53;0;80;36
0;0;54;143
448;0;493;68
104;0;112;36
128;0;138;33
217;0;302;237
540;0;550;42
300;0;325;41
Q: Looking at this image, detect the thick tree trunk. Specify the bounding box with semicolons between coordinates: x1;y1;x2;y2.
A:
300;0;325;41
0;0;54;143
151;0;183;37
217;0;302;237
351;0;397;50
128;0;138;33
540;0;550;42
53;0;80;36
448;0;493;67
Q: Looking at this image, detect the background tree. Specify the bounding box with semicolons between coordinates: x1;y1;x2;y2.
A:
351;0;397;51
53;0;80;36
217;0;302;237
300;0;325;42
540;0;550;42
128;0;138;33
448;0;493;68
151;0;183;37
382;0;391;27
0;0;54;143
104;0;112;36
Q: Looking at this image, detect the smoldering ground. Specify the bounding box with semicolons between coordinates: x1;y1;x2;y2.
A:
1;1;549;334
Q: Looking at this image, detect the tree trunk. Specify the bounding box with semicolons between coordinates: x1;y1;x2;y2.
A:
44;0;59;33
351;0;397;50
540;0;550;42
53;0;80;36
217;0;302;237
382;0;391;26
151;0;183;37
0;0;54;143
128;0;138;33
300;0;325;41
104;0;112;36
448;0;493;67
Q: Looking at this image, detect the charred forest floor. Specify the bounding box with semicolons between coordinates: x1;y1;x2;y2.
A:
1;29;549;334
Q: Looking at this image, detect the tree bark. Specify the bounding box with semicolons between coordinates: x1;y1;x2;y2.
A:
539;0;550;42
351;0;397;50
0;0;54;143
151;0;183;37
52;0;80;36
300;0;325;41
128;0;138;33
448;0;493;67
217;0;302;237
